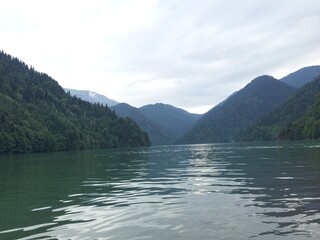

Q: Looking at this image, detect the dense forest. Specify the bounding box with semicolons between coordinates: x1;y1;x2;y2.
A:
0;51;150;154
280;94;320;140
239;75;320;141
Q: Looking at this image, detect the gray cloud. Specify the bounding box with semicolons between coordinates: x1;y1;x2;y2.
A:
105;0;320;112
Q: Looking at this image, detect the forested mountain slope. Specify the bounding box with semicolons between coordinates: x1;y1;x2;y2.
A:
111;103;172;145
112;103;201;145
239;75;320;141
280;94;320;140
179;76;296;144
140;103;201;143
0;51;150;154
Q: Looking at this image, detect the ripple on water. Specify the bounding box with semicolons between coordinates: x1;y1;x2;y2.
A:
1;143;320;239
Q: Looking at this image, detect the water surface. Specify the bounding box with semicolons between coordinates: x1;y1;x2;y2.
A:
1;142;320;239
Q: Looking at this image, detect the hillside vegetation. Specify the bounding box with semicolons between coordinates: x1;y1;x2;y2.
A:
280;94;320;140
239;75;320;141
0;51;150;154
179;76;295;143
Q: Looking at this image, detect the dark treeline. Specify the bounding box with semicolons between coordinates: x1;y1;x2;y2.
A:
0;51;150;154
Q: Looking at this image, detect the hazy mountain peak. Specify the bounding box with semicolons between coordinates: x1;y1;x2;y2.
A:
64;88;118;106
141;102;171;108
280;66;320;88
88;91;97;98
248;75;277;84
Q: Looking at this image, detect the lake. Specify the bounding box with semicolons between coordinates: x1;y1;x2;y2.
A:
1;142;320;240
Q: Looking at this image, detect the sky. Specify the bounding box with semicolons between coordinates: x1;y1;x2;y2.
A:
1;0;320;113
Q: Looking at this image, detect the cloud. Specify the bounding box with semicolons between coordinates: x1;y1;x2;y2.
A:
1;0;320;113
109;0;320;112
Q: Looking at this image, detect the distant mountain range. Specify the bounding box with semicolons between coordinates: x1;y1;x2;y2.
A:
67;65;320;145
111;103;201;145
179;66;320;144
110;103;171;145
3;49;319;154
64;89;202;146
64;88;118;107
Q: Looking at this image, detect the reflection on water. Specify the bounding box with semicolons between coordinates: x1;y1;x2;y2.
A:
0;142;320;239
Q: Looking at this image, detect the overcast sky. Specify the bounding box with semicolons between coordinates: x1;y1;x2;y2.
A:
1;0;320;113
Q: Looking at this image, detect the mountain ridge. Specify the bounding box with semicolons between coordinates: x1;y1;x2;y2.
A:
69;65;320;145
3;48;319;150
111;102;201;145
239;75;320;141
111;103;172;145
64;88;119;106
178;75;296;144
280;66;320;88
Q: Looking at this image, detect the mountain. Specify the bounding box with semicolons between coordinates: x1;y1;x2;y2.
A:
0;51;150;154
64;88;118;106
64;89;202;145
112;103;201;145
178;75;296;144
280;66;320;88
140;103;201;143
239;75;320;141
111;103;172;145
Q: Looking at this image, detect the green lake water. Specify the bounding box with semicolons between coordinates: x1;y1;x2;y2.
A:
1;142;320;239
